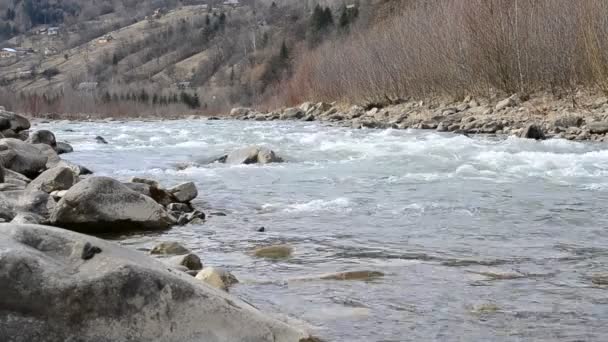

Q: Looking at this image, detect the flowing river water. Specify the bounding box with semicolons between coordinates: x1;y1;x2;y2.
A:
36;119;608;341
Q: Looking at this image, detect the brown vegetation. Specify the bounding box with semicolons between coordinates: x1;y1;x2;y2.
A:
285;0;608;107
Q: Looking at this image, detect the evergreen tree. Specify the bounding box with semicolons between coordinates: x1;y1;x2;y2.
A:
323;7;334;26
280;41;289;60
339;5;349;28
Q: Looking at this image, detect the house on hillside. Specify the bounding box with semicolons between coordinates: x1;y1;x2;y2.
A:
0;48;17;58
223;0;239;8
48;27;60;36
78;82;98;92
44;47;58;56
97;34;114;44
176;81;191;90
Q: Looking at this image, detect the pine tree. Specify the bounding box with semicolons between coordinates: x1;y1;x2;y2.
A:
323;7;334;27
339;5;349;28
280;41;289;60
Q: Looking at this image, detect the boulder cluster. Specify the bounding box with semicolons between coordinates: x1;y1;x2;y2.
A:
230;93;608;142
0;108;315;342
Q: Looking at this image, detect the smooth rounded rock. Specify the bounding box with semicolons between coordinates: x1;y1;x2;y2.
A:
26;166;75;193
0;224;313;342
253;244;293;259
50;177;175;233
195;267;239;291
150;241;190;255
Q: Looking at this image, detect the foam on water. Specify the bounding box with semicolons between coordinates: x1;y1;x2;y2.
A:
34;119;608;342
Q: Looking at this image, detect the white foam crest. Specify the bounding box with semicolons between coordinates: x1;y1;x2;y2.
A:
280;197;352;213
473;149;608;178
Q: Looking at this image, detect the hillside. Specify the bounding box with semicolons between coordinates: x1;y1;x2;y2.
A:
0;0;388;116
5;0;608;118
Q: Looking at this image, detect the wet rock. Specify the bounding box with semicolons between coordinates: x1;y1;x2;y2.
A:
177;210;206;225
123;182;152;197
552;115;583;128
11;211;45;224
55;141;74;154
163;253;203;271
221;146;284;165
34;143;60;169
519;124;546;140
4;168;30;184
167;202;192;213
587;122;608;134
281;108;305;120
318;270;384;281
0;189;55;222
257;226;266;232
436;122;449;132
95;135;108;144
0;138;48;177
253;244;293;259
81;242;102;260
151;241;190;255
50;190;67;200
129;176;159;188
55;160;93;176
195;267;239;291
0;109;30;133
470;303;500;315
0;224;313;342
50;177;175;233
26;166;75;193
26;130;57;148
169;181;198;203
149;186;177;206
591;273;608;285
230;107;252;116
302;114;315;122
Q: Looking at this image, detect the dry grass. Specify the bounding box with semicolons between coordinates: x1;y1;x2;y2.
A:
285;0;608;107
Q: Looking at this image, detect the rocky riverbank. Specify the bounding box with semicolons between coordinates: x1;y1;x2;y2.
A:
229;92;608;142
0;108;316;341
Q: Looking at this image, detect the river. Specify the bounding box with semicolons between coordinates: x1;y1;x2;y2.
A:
36;119;608;341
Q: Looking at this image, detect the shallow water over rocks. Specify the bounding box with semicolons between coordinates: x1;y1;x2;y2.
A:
38;119;608;341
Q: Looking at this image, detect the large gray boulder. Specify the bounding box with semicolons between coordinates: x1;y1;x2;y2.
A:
26;166;75;193
0;110;30;134
220;146;284;165
519;124;546;140
34;143;60;169
55;160;93;176
588;121;608;134
0;224;313;342
0;189;55;222
26;130;57;148
50;177;176;233
55;141;74;154
169;182;198;203
0;138;48;177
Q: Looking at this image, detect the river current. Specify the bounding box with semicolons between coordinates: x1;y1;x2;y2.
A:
37;119;608;341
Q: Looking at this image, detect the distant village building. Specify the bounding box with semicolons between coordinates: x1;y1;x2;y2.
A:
0;48;17;58
176;81;191;90
44;47;58;56
78;82;98;92
47;27;60;36
223;0;239;8
18;70;34;79
97;34;114;44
